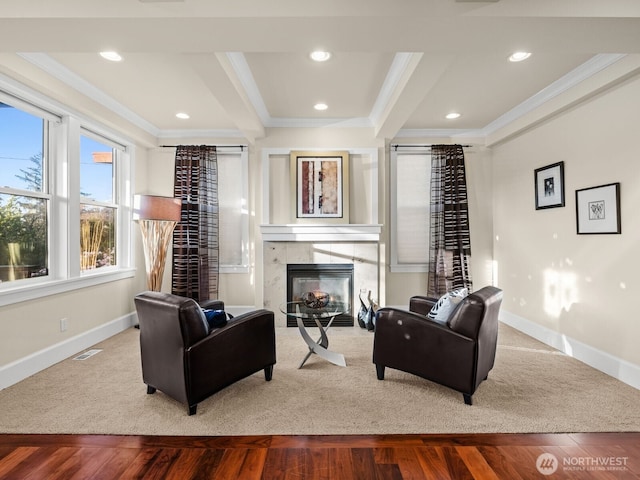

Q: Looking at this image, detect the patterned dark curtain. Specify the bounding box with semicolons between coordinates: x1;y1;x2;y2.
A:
172;145;219;302
427;144;473;296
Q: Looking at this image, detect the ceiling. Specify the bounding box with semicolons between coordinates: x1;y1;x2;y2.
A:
1;0;640;143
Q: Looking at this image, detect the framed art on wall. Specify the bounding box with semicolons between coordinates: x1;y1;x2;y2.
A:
575;182;621;234
290;151;349;223
534;161;565;210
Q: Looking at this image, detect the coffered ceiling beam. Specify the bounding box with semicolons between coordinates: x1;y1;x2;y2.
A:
372;53;454;140
185;53;265;142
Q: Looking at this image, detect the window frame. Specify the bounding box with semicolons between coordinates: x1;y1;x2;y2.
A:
79;129;121;274
217;147;250;274
0;78;134;307
389;146;431;273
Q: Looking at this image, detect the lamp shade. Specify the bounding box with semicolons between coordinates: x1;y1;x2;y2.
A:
133;194;181;222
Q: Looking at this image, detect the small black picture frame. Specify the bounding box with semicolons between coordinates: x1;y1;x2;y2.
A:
576;182;621;234
534;161;565;210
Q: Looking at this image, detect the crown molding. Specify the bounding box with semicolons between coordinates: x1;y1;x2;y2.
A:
266;116;373;128
226;52;376;129
479;53;626;136
17;52;162;137
18;52;628;143
394;128;483;138
156;128;245;139
395;53;627;141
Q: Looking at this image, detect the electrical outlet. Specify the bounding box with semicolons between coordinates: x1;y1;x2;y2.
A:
60;318;68;332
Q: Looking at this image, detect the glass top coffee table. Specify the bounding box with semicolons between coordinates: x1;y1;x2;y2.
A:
280;301;350;369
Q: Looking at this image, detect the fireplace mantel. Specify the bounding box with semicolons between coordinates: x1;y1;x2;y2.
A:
260;224;382;242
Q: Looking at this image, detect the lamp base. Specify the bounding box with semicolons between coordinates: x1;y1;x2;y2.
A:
138;219;177;292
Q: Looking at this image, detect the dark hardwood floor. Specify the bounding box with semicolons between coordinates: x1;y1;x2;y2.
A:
0;433;638;479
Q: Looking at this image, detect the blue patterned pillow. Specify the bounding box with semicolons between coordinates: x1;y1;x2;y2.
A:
427;288;468;324
203;309;228;329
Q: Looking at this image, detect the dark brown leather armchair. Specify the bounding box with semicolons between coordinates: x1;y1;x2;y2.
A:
373;286;503;405
134;291;276;415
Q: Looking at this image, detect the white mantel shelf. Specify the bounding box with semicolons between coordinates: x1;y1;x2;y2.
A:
260;224;382;242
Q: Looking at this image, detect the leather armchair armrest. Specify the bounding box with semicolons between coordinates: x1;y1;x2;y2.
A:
375;307;475;350
199;299;225;311
188;309;276;366
186;309;276;401
409;295;438;316
375;307;452;336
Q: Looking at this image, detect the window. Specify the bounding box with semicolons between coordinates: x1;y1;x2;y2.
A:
0;101;50;283
217;149;249;273
0;83;133;305
80;133;118;271
390;148;431;272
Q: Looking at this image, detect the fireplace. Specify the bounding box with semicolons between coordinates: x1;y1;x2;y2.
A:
286;263;354;327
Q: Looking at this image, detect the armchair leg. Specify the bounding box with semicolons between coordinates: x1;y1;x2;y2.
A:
463;394;473;405
189;404;197;416
147;385;156;394
264;364;274;381
375;364;385;380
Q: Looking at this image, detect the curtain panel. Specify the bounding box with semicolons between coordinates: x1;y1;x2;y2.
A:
427;144;473;296
172;145;219;302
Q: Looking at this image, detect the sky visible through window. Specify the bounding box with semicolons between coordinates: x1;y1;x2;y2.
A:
1;104;113;201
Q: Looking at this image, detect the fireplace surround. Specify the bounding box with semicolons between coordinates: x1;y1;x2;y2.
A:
263;239;380;328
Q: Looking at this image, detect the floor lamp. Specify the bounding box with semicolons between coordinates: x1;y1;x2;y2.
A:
133;194;182;292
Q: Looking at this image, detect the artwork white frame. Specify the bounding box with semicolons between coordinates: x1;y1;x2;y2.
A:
576;182;621;234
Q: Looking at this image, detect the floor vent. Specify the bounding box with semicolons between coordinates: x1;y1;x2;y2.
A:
73;349;102;361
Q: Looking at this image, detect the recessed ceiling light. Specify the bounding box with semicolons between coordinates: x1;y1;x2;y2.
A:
445;112;461;120
509;52;531;62
314;103;328;111
310;51;331;62
176;112;190;119
99;51;122;62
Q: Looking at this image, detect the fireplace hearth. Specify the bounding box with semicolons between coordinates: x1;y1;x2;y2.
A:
286;263;354;327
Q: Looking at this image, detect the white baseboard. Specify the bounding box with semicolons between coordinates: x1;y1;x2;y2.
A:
0;312;136;390
500;310;640;391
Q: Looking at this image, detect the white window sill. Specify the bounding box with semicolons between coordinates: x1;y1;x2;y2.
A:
220;265;250;274
390;264;429;273
0;268;136;307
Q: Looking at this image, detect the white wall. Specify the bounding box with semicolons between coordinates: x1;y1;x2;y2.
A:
491;74;640;367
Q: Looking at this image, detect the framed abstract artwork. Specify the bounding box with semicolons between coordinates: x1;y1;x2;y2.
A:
290;151;349;223
575;182;621;234
534;161;565;210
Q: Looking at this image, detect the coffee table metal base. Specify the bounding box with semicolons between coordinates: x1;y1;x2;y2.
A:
296;315;346;368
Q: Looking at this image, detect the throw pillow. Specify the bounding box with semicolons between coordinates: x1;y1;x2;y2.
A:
427;287;469;324
203;309;228;329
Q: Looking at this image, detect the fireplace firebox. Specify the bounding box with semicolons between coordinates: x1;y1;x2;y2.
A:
286;264;354;327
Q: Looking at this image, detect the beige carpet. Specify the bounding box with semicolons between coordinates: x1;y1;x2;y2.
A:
0;323;639;436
